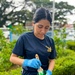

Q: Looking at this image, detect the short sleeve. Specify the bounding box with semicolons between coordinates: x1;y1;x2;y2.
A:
49;38;57;59
12;35;25;56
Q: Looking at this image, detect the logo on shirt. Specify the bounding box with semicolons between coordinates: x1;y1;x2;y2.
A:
46;46;52;52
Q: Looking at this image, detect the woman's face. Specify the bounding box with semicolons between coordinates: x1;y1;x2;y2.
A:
32;19;50;39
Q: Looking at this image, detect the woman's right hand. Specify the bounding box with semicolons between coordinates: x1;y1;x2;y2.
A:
22;58;42;69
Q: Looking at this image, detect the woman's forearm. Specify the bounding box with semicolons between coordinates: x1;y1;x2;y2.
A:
10;53;24;65
48;59;55;71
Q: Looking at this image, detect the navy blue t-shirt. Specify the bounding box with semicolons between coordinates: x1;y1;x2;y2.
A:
12;31;56;75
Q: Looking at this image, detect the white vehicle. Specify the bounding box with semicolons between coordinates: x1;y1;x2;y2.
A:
65;29;75;41
0;28;10;38
65;34;75;40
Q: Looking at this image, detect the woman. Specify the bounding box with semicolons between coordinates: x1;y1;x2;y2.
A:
10;7;57;75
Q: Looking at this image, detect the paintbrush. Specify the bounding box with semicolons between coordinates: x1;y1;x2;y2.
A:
35;54;44;75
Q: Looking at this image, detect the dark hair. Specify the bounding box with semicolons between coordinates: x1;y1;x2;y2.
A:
33;7;52;24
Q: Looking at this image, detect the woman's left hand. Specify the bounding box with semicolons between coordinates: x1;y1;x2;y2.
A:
46;70;52;75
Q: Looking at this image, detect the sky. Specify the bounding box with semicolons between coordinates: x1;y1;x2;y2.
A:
8;0;75;7
54;0;75;24
7;0;75;24
54;0;75;6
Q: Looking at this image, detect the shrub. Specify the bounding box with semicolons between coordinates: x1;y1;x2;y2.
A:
56;47;75;58
0;41;16;72
53;56;75;75
0;47;12;71
0;67;21;75
66;41;75;50
0;30;7;51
